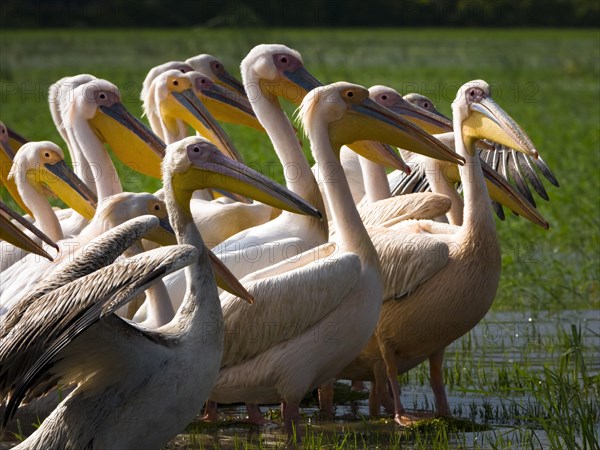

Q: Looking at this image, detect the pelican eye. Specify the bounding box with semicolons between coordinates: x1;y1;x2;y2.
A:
424;102;429;108
192;146;200;153
99;93;106;100
381;95;388;100
0;128;5;134
44;152;50;158
280;56;288;64
173;80;179;86
154;204;160;211
347;91;354;98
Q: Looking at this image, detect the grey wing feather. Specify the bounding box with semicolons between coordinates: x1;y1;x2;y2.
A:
508;148;535;206
389;164;429;197
516;152;549;200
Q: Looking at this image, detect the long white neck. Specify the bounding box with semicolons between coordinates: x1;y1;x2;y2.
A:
453;118;495;239
310;124;376;259
68;116;123;204
250;83;324;208
16;181;63;241
359;156;390;203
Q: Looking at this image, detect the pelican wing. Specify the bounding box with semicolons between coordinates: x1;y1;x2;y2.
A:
1;244;196;424
356;192;452;228
369;226;450;301
1;216;162;326
219;244;362;367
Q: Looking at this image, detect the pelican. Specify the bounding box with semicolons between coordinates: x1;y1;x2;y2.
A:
0;200;58;262
387;90;558;223
337;80;543;425
0;141;96;271
0;135;319;448
206;81;461;434
56;77;165;202
9;141;97;240
356;86;551;229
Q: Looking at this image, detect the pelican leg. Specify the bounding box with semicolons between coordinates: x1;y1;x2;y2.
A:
429;349;450;417
318;381;335;419
368;383;381;417
202;400;219;422
371;360;394;416
245;403;267;425
281;401;302;439
380;343;418;426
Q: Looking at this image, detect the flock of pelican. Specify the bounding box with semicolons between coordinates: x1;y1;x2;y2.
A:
0;43;556;448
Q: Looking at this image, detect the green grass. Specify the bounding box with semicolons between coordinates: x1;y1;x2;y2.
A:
1;28;598;449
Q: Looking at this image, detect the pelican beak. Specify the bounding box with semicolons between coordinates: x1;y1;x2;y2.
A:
207;248;254;304
0;136;33;216
0;201;58;260
215;70;247;97
337;98;465;165
38;159;98;220
348;141;411;174
283;66;323;99
143;216;177;246
199;81;264;132
90;102;166;179
481;159;549;229
7;126;28;153
464;96;538;158
174;141;321;219
385;98;453;134
167;88;244;163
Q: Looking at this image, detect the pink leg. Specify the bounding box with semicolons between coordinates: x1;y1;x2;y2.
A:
245;403;267;425
380;343;418;426
429;349;450;417
371;360;394;415
202;400;219;422
318;381;335;419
